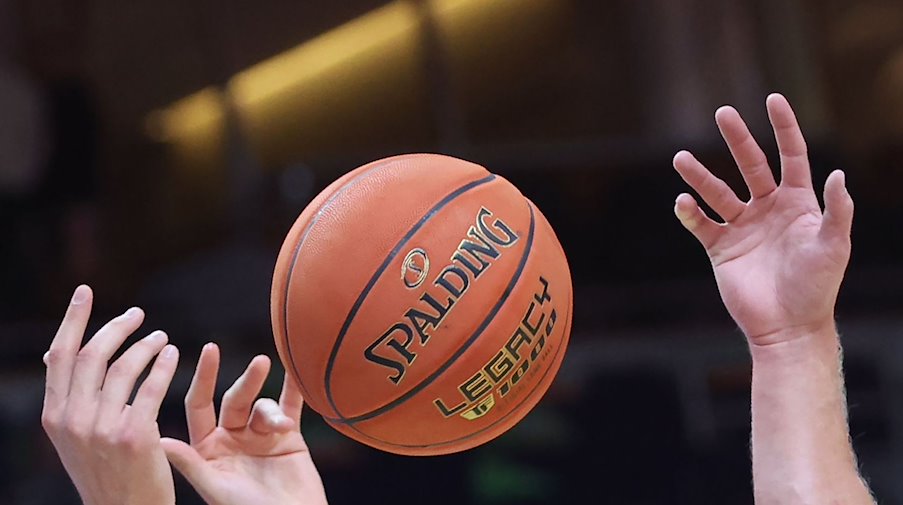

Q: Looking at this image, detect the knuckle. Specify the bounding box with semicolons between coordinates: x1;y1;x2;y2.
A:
106;361;130;379
91;426;117;446
140;382;162;399
118;430;150;453
750;152;768;166
700;176;722;198
221;389;238;405
712;181;731;200
63;415;92;440
44;349;67;366
76;347;98;364
41;411;61;433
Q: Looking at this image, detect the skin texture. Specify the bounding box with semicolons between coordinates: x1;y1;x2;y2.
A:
41;285;179;505
673;93;875;504
42;285;328;505
160;344;328;505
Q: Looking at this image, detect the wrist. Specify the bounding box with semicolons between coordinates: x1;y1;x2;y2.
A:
748;320;840;364
747;318;838;348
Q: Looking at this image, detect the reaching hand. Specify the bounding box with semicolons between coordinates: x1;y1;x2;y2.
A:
41;285;179;505
672;94;854;345
160;344;328;505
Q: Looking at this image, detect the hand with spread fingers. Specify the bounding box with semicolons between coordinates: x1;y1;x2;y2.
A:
673;95;875;505
672;93;854;345
160;344;328;505
41;285;180;505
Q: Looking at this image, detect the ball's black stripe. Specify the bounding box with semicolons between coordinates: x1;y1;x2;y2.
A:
282;161;399;404
329;201;535;425
337;268;572;451
324;174;498;420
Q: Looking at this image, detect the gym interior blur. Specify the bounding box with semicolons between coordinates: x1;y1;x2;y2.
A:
1;0;902;503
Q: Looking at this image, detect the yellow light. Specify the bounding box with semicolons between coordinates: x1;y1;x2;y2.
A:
229;1;419;110
148;0;563;152
146;86;224;142
429;0;480;19
150;1;424;146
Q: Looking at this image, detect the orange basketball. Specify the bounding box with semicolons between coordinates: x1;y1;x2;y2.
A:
270;153;572;456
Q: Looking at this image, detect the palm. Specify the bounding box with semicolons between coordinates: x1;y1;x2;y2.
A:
710;187;847;339
673;95;853;343
162;346;328;505
189;426;322;505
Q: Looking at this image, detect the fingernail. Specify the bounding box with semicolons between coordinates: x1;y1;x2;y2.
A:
162;345;178;359
71;285;89;305
146;330;167;343
124;307;141;318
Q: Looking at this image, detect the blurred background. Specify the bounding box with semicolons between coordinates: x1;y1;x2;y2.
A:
1;0;902;503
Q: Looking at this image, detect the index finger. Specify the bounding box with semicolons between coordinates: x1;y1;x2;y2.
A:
766;93;813;189
43;285;93;416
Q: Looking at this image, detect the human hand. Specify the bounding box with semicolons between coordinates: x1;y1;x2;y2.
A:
161;343;327;505
41;285;180;505
673;94;854;345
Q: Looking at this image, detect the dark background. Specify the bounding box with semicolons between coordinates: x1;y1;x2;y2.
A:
1;0;902;503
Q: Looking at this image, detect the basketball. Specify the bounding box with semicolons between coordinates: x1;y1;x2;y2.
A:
270;153;572;456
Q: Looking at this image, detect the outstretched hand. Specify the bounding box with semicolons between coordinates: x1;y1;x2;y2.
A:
42;285;179;505
161;344;327;505
673;93;854;345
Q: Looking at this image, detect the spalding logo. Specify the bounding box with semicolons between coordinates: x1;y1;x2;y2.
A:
364;207;519;385
402;248;429;289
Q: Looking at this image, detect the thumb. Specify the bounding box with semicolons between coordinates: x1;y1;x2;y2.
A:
819;169;854;244
160;437;210;487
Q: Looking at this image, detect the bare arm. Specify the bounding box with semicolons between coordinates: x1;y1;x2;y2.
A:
750;328;872;504
672;94;874;504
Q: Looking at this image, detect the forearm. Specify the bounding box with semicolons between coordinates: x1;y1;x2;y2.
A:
749;323;874;505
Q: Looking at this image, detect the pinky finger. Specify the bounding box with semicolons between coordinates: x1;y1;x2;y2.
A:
674;193;723;249
132;345;179;419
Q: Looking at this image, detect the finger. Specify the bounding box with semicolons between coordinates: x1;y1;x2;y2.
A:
131;345;179;419
67;307;146;404
43;285;93;418
248;398;294;434
674;193;723;249
185;343;220;444
160;437;212;491
715;105;778;198
279;373;304;428
766;93;813;189
819;170;854;245
97;331;169;420
672;151;745;221
219;355;271;429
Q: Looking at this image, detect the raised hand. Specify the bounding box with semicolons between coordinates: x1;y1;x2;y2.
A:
672;93;854;344
160;344;328;505
41;285;180;505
